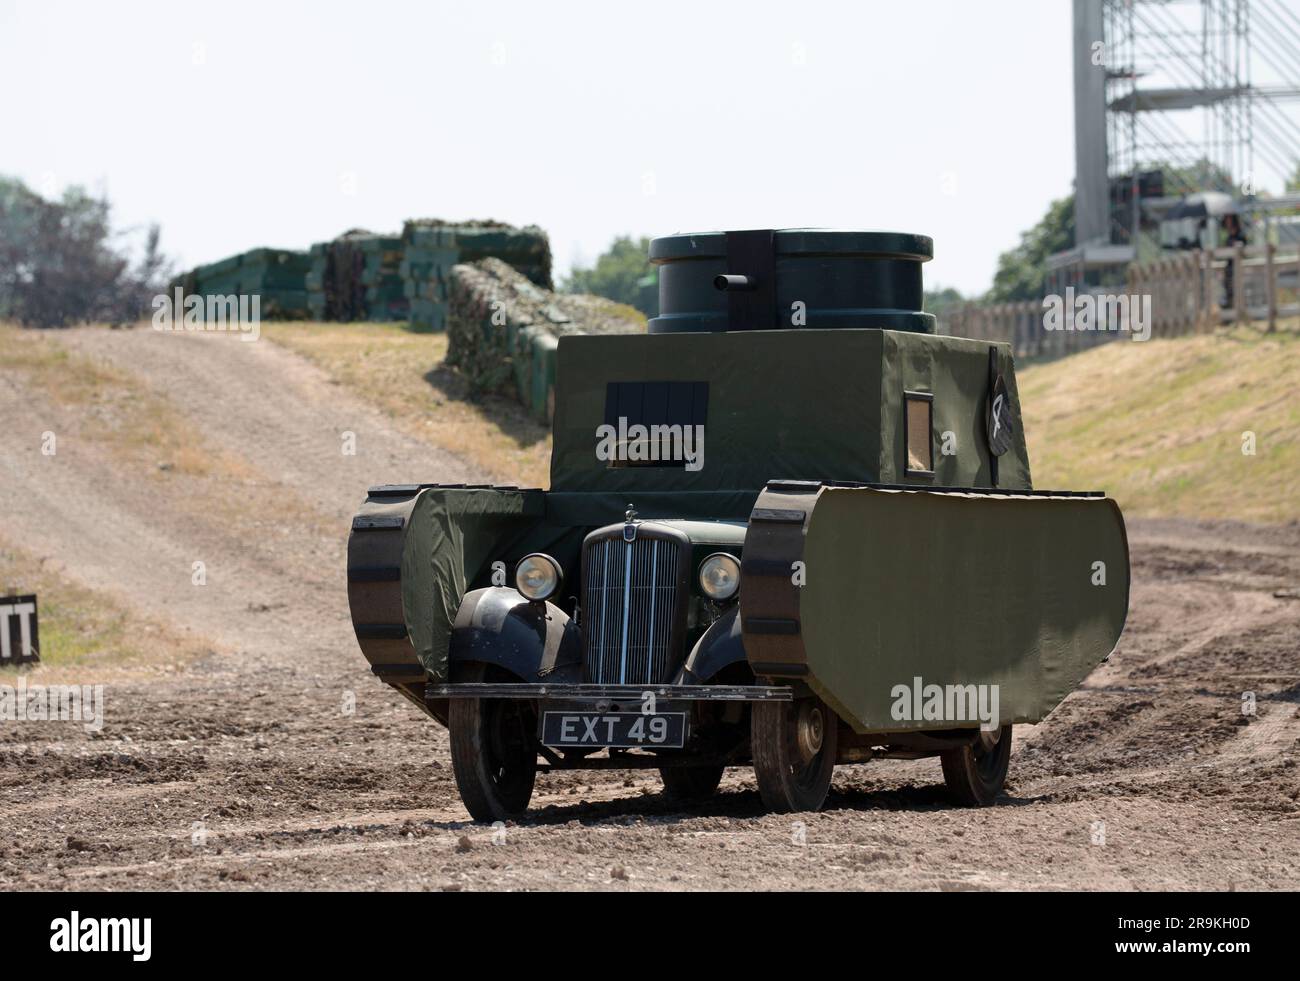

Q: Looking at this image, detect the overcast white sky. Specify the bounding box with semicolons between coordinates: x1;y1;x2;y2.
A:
1;0;1294;296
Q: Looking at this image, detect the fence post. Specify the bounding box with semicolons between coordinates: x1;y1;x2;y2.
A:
1202;249;1215;332
1193;251;1203;332
1265;242;1277;333
1157;256;1164;337
1232;243;1245;326
1128;261;1140;337
1176;254;1186;335
1163;256;1173;337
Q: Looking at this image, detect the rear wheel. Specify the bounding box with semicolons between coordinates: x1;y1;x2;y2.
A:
751;695;838;813
659;764;724;802
448;666;538;822
940;724;1012;806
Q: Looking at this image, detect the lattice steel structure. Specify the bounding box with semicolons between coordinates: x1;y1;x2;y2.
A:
1074;0;1300;250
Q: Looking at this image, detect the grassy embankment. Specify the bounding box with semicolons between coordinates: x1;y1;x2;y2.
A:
1019;321;1299;524
264;322;551;487
0;539;205;681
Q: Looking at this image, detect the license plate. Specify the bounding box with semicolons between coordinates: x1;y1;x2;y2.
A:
540;711;687;749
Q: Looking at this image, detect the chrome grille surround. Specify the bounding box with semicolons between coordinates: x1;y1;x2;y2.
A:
581;523;689;685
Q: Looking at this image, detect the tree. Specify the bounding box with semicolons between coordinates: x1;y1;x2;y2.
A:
563;235;655;315
0;175;170;327
1161;159;1235;197
925;286;965;319
988;194;1076;302
0;177;45;321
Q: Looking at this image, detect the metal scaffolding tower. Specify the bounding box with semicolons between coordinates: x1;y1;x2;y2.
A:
1073;0;1300;252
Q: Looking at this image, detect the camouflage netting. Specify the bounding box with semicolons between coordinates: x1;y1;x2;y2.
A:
180;248;311;319
401;219;552;331
305;220;553;328
306;230;407;322
401;225;457;332
448;257;645;422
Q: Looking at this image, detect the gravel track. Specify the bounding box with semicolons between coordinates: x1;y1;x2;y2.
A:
1;327;1296;891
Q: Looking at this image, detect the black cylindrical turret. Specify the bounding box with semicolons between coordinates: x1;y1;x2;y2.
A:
648;228;934;334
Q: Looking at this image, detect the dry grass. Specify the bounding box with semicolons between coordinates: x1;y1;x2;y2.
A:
0;538;208;684
263;322;551;486
1019;318;1300;523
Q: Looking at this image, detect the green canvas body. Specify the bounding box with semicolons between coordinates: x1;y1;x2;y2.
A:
798;486;1128;733
347;327;1128;734
546;328;1031;523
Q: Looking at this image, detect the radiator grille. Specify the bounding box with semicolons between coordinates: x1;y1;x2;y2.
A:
583;534;680;685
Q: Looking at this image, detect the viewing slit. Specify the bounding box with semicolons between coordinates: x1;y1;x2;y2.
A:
904;391;935;477
583;535;680;685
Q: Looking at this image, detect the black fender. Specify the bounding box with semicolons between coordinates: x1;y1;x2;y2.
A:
448;587;584;685
674;606;749;684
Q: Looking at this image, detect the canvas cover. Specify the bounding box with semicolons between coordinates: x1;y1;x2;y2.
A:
402;489;536;678
349;486;581;680
550;329;1031;497
796;487;1129;732
353;328;1124;718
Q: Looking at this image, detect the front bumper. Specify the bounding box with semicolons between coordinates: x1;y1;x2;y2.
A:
424;682;792;702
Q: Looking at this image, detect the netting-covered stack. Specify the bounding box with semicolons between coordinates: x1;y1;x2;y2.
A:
305;242;329;320
305;230;406;322
359;234;407;321
447;257;645;422
404;219;552;288
238;248;311;317
185;248;310;319
189;254;240;296
400;225;458;332
401;219;553;331
303;220;554;327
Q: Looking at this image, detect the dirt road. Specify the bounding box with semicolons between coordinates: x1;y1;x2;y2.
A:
1;327;1297;891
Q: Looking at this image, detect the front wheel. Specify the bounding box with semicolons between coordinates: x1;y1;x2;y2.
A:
751;695;838;813
940;724;1012;806
448;667;538;822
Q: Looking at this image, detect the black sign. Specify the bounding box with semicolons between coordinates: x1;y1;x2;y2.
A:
986;373;1015;458
1;594;39;665
540;710;687;749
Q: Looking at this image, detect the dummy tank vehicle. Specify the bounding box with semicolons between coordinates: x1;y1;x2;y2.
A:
347;229;1130;819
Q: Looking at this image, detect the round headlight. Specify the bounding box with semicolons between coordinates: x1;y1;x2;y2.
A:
515;553;562;602
698;553;741;601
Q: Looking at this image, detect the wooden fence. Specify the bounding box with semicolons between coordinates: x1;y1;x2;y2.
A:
943;300;1073;359
942;245;1300;357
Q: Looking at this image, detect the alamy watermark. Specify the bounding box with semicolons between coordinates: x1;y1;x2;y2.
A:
890;676;1000;732
152;288;260;341
50;912;150;961
596;417;704;471
0;678;105;732
1042;288;1151;342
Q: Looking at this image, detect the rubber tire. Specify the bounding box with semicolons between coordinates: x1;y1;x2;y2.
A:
940;724;1013;807
751;697;838;813
659;765;725;802
448;667;538;823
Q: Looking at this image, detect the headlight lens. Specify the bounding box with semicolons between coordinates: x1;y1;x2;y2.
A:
515;553;562;602
698;553;741;601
